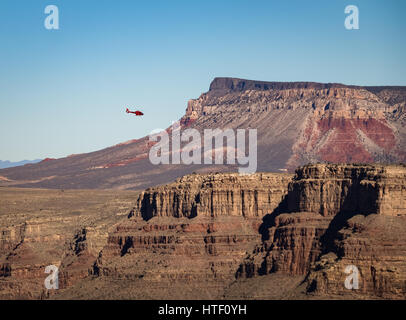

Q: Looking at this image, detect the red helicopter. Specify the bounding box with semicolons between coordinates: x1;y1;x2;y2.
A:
126;108;144;116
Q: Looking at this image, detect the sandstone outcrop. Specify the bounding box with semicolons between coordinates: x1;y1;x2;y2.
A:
237;163;406;299
306;213;406;299
84;173;292;299
56;164;406;299
134;173;292;220
1;163;405;299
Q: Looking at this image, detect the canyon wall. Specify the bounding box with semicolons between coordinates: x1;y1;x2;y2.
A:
1;164;405;299
134;173;292;220
238;164;406;299
85;173;292;299
1;78;405;190
61;164;406;299
287;164;406;216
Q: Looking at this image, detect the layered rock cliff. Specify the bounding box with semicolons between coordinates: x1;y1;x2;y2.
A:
1;78;405;190
1;164;405;299
238;163;406;299
83;173;292;299
183;79;405;171
134;173;292;220
50;164;406;299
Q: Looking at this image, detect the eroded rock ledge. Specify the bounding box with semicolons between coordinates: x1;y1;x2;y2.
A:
2;164;405;299
238;163;406;299
134;172;292;220
89;164;406;299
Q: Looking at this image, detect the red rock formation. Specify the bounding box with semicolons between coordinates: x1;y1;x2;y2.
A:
2;164;405;299
85;173;292;298
306;214;406;299
1;78;405;190
67;164;405;299
134;173;292;220
238;164;406;299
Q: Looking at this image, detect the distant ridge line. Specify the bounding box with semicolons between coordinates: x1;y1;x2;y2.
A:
209;77;406;93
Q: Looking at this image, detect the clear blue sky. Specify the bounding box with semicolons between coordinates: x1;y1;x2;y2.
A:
0;0;405;161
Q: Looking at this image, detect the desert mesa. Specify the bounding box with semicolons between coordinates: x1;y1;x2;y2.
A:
0;78;405;190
